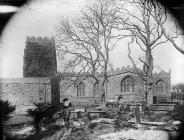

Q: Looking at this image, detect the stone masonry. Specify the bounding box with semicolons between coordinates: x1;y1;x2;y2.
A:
60;67;171;105
23;36;57;77
0;36;172;113
0;78;51;114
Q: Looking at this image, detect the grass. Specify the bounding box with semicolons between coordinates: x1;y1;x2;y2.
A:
4;114;32;126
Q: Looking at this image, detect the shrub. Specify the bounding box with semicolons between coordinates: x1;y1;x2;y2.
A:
172;104;184;122
27;103;45;134
27;103;58;134
0;99;15;121
0;99;16;140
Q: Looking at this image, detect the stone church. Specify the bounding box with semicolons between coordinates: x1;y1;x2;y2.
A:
0;36;171;114
60;67;171;105
22;36;171;105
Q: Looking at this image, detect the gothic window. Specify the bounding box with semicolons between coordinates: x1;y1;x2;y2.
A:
156;80;165;92
77;82;85;96
93;83;99;96
121;76;135;92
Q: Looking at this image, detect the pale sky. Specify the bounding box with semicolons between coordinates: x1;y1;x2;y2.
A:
0;0;184;85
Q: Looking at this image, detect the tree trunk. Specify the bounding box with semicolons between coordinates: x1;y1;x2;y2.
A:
101;70;108;103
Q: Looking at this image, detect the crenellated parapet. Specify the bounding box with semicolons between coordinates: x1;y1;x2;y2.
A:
59;66;170;79
107;65;142;76
106;66;170;79
60;66;143;78
153;70;171;78
26;36;55;47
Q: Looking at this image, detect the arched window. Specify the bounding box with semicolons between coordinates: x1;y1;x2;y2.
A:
156;80;165;92
93;83;99;97
121;76;135;92
77;82;85;96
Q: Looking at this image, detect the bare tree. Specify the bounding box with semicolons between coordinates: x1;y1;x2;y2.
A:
55;0;121;102
117;0;182;103
147;0;184;55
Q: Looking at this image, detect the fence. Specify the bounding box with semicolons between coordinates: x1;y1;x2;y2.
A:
171;92;184;104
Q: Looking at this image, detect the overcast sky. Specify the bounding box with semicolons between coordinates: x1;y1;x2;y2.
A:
0;0;184;85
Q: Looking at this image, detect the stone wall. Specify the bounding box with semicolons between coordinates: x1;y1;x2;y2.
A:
0;78;51;114
106;67;171;103
60;77;100;105
59;67;171;104
106;72;144;100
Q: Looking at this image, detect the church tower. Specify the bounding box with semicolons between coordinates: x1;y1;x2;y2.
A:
23;36;57;77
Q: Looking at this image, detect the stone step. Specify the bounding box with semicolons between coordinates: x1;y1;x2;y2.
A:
150;110;169;115
150;104;175;111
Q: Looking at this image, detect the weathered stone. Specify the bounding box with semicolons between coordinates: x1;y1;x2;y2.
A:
0;78;51;114
23;36;57;77
172;120;182;125
60;67;171;105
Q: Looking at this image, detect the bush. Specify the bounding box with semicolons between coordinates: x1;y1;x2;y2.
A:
27;103;45;133
171;104;184;122
27;103;58;134
0;100;16;140
0;99;16;121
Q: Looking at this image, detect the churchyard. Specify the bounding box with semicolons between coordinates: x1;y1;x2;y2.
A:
1;0;184;139
2;100;183;140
